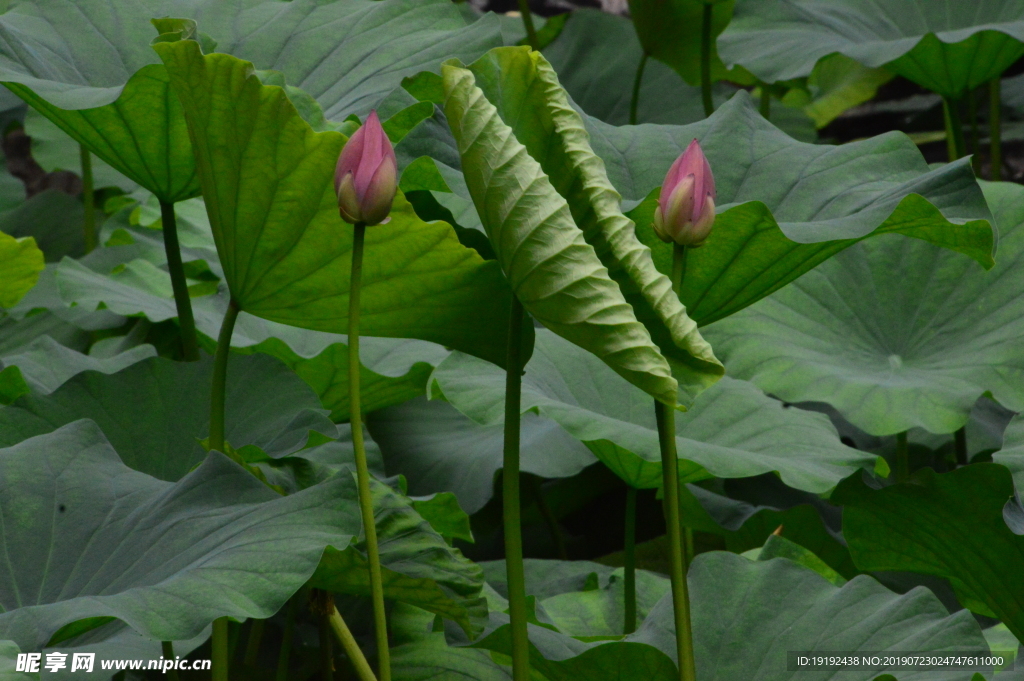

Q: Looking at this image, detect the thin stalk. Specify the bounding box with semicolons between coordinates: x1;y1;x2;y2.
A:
244;618;265;667
79;145;96;253
700;2;714;117
503;295;530;681
954;426;968;467
895;431;909;483
161;641;181;681
969;87;981;175
211;618;229;681
759;86;771;120
329;606;379;681
276;596;297;681
528;474;568;560
629;54;649;126
318;610;333;681
348;221;391;681
658;243;696;681
942;97;967;161
623;486;638;635
516;0;539;51
159;201;200;361
991;77;1002;180
209;298;240;455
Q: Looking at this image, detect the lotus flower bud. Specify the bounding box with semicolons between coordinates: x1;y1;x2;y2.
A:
334;110;397;226
652;139;716;248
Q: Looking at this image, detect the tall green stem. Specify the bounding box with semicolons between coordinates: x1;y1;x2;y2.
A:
517;0;539;51
658;243;696;681
276;596;298;681
630;54;649;126
942;97;967;161
954;426;968;467
348;221;391;681
79;145;96;253
623;486;638;635
759;86;771;120
159;201;200;361
503;295;530;681
244;618;264;667
700;2;714;117
329;606;378;681
991;77;1002;180
895;431;909;483
969;87;981;175
209;296;240;681
161;641;181;681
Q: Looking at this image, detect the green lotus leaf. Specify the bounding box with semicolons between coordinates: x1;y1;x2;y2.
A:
702;180;1024;436
0;641;35;681
834;464;1024;643
584;92;994;326
0;353;336;480
993;414;1024;488
627;551;992;678
795;54;895;129
444;52;693;404
311;475;487;637
0;420;362;651
628;0;744;87
0;0;504;201
718;0;1024;98
426;329;877;493
155;41;517;367
391;631;514;681
449;47;723;405
0;232;43;309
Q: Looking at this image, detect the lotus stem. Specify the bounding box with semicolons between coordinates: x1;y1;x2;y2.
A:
528;474;568;560
209;297;239;456
159;200;200;361
954;426;968;467
244;618;264;667
79;145;96;253
276;596;297;681
895;431;909;483
329;606;378;681
969;87;981;175
759;86;771;120
503;295;531;681
942;97;967;161
630;54;649;126
517;0;539;51
991;77;1002;180
700;2;714;117
623;485;638;634
348;221;391;681
161;642;181;681
211;618;229;681
659;243;696;681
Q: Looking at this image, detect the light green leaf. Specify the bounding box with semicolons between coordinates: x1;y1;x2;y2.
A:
834;464;1024;643
0;232;43;309
449;47;722;405
719;0;1024;98
428;329;876;493
0;420;362;651
443;53;682;404
629;551;992;678
798;54;895;129
755;534;846;587
702;180;1024;436
156;40;518;366
586;92;994;326
0;335;154;397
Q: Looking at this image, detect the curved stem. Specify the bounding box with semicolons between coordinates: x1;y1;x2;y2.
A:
942;96;967;161
759;86;771;120
700;2;714;117
209;298;239;455
159;201;200;361
991;77;1002;180
623;485;638;635
895;431;909;483
503;295;530;681
348;221;391;681
79;145;96;253
161;641;181;681
954;426;968;467
517;0;539;51
630;54;649;126
276;596;298;681
329;606;378;681
672;244;687;298
211;618;229;681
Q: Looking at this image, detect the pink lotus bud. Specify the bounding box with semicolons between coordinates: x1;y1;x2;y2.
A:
652;139;716;248
334;110;397;226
